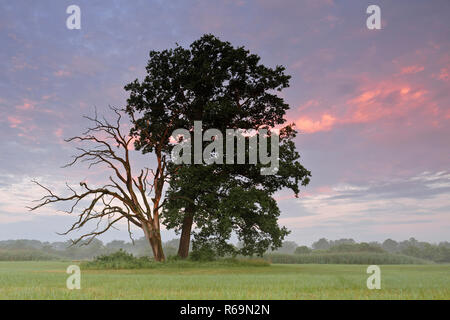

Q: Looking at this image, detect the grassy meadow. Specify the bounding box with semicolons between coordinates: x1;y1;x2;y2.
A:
0;261;448;299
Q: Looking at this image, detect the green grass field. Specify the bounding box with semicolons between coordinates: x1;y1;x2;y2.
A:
0;261;448;299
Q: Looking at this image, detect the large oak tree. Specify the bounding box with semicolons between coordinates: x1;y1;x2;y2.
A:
125;34;311;258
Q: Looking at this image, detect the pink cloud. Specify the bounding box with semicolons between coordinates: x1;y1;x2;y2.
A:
297;99;320;112
317;186;333;193
346;81;430;124
400;65;424;75
15;99;35;110
42;94;57;101
54;128;64;138
70;55;105;76
7;116;22;128
295;113;336;133
287;74;447;134
10;56;37;71
54;70;71;77
436;67;449;82
17;132;38;142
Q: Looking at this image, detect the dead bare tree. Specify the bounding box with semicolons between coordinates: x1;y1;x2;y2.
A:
29;107;172;261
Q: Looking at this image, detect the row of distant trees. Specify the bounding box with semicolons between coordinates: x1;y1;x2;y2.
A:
271;238;450;263
0;238;175;260
1;237;449;263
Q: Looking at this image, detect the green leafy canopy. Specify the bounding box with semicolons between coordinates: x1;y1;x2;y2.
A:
125;34;311;257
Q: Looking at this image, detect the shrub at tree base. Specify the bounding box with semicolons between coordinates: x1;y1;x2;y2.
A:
81;250;270;269
189;246;217;261
82;250;156;269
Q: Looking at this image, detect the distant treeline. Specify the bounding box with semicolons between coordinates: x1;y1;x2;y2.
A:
266;238;450;263
0;238;178;261
0;237;449;263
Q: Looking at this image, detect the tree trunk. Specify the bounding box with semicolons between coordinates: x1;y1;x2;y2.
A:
149;231;165;262
143;223;165;262
177;206;194;259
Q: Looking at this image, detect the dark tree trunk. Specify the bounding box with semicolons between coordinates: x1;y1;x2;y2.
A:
177;206;194;259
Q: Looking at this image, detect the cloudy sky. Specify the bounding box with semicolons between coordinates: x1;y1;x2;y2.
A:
1;0;449;245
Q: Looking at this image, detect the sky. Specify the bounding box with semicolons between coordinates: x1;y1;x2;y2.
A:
0;0;449;246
